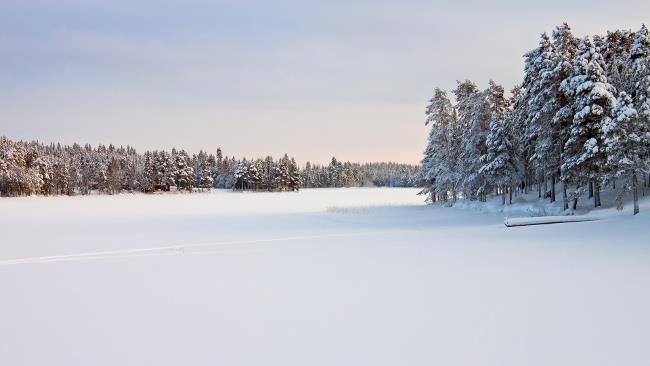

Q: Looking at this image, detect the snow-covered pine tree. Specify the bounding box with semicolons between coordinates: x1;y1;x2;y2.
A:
233;159;249;191
261;156;275;191
52;155;72;195
526;32;559;201
603;92;648;214
141;151;156;192
302;161;313;188
328;157;340;188
216;148;223;170
509;85;528;192
106;156;123;194
173;151;194;191
550;23;581;208
197;159;214;190
630;24;650;188
519;33;552;198
288;157;301;191
602;29;635;93
248;160;262;191
421;88;457;202
454;80;487;200
461;80;506;201
479;84;522;205
560;36;618;209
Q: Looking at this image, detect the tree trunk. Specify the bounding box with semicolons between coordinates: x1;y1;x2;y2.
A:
588;181;593;198
538;179;542;198
523;179;528;194
562;182;569;211
594;181;601;208
501;186;506;205
572;186;579;210
633;172;640;215
550;174;556;202
509;185;513;205
544;175;548;199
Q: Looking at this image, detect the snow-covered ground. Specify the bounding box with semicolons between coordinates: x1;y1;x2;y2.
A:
1;188;649;366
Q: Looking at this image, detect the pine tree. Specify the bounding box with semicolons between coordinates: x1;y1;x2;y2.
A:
141;151;156;192
197;159;214;190
288;158;301;191
328;157;340;188
421;88;457;202
603;92;648;213
248;160;262;191
560;36;618;208
106;157;123;194
454;80;486;200
602;29;635;93
173;152;194;191
550;23;581;208
479;92;521;205
520;33;553;199
630;25;650;189
216;147;223;170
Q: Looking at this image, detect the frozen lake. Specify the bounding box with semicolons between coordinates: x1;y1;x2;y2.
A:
1;188;649;365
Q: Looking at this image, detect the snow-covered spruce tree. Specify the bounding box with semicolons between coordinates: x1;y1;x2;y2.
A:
301;161;313;188
525;24;579;206
560;36;618;209
519;33;553;198
233;158;249;191
288;158;301;191
328;157;341;188
630;24;650;188
52;155;72;195
215;147;223;170
479;85;522;205
603;92;648;214
550;23;582;209
275;154;292;191
249;160;262;191
421;88;457;203
261;156;275;191
477;81;512;201
106;157;123;194
197;159;214;190
454;80;489;201
141;151;156;192
509;85;528;192
602;29;636;94
173;151;194;191
34;155;54;195
527;32;559;202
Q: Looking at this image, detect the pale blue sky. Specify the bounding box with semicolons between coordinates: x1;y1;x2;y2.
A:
1;0;648;164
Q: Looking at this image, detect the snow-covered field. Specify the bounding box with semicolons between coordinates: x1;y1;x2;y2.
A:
1;188;649;366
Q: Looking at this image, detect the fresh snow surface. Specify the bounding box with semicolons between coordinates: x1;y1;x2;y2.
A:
1;188;649;366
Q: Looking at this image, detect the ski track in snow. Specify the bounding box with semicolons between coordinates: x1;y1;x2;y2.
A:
0;229;418;266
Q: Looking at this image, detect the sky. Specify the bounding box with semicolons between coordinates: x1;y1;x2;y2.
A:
1;0;648;164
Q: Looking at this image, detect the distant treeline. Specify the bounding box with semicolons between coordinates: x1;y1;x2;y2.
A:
0;136;420;197
302;158;419;188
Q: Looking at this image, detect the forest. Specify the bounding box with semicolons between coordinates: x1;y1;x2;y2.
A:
420;23;650;214
0;137;419;196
